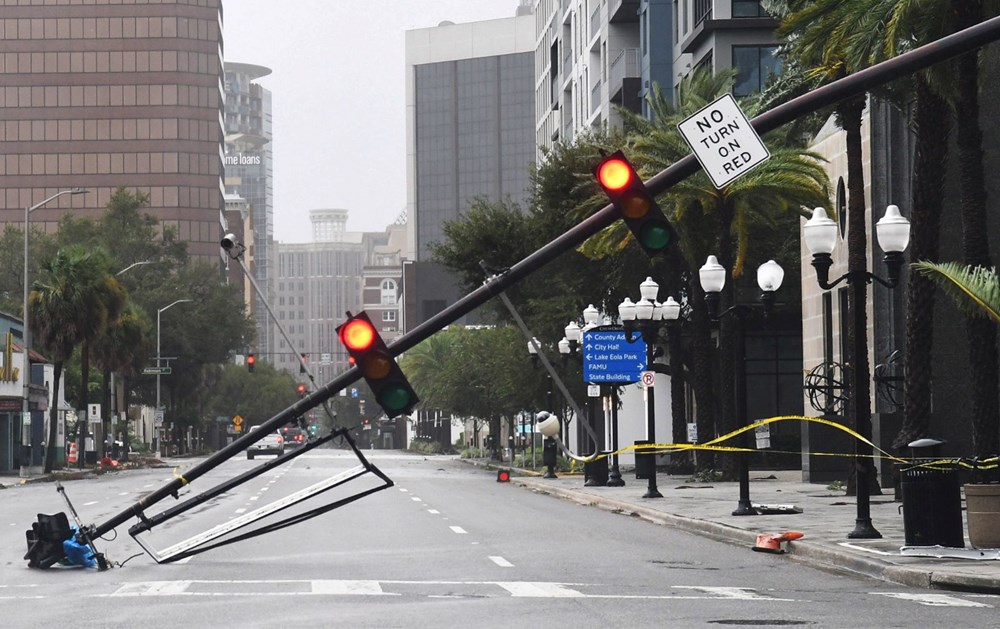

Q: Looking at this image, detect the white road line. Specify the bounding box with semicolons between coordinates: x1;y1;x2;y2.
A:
260;487;269;491
427;509;440;514
234;508;247;514
399;488;409;492
673;586;796;601
249;496;259;501
489;556;514;568
449;526;467;534
411;497;422;502
839;542;896;556
83;501;99;506
119;492;129;496
311;580;394;596
110;581;193;597
877;593;991;608
497;582;584;597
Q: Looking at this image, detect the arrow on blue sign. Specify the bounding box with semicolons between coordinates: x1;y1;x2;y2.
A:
582;327;646;384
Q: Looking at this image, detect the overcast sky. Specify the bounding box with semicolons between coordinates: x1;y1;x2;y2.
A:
223;1;522;244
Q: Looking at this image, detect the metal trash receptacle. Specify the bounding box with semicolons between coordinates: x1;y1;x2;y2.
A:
634;440;653;480
900;462;964;548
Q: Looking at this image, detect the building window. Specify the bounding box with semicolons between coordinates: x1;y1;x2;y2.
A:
382;310;397;322
381;279;397;305
732;45;781;98
732;0;767;18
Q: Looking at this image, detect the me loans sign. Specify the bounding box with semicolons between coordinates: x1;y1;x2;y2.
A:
677;93;770;189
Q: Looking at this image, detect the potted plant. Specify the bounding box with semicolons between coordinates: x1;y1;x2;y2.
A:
913;261;1000;548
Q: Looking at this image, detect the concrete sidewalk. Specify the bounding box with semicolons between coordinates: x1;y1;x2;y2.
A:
499;465;1000;594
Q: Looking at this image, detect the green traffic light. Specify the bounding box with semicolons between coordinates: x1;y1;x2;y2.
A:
639;222;673;250
378;384;413;412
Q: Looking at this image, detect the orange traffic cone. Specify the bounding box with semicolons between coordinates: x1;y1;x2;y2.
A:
751;531;804;554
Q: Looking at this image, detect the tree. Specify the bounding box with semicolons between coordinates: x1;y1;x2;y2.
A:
31;246;123;472
913;262;1000;324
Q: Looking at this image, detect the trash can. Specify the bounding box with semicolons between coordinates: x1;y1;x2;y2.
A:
900;439;964;548
634;440;653;480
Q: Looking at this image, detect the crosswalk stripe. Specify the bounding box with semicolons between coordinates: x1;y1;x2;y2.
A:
878;593;991;608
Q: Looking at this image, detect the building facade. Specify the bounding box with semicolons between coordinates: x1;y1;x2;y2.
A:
223;61;274;359
404;10;536;330
0;0;226;261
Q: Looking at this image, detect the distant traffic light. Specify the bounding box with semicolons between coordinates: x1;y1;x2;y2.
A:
299;353;308;374
296;383;307;398
594;150;678;256
247;353;255;373
337;311;419;418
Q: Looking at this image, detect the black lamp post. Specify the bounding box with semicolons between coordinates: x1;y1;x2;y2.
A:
618;277;681;499
803;204;911;539
699;256;785;516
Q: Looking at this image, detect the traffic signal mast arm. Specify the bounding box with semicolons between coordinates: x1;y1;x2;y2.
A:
88;15;1000;541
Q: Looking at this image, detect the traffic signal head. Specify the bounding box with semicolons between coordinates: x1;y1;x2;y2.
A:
246;353;255;373
337;311;419;418
299;353;307;374
297;383;307;398
594;150;678;256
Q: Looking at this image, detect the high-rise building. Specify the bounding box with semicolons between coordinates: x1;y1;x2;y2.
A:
223;61;274;359
0;0;226;260
404;10;536;330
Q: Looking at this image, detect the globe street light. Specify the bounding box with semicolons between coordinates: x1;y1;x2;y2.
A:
803;205;910;538
156;299;193;458
619;277;682;499
22;188;88;476
699;257;784;516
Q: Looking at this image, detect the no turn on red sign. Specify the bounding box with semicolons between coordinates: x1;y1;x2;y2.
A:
677;93;770;189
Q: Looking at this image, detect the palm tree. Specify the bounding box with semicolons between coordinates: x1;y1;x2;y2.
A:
31;246;124;472
91;301;151;459
913;262;1000;324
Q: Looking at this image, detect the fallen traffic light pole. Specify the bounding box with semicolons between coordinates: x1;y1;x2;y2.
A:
24;14;1000;569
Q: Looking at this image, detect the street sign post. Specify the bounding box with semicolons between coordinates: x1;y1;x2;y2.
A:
582;326;645;384
677;93;770;189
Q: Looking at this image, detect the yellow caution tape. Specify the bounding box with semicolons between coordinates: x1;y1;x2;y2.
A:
172;468;189;486
586;414;999;470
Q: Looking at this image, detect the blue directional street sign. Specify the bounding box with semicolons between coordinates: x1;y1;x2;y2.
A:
582;326;646;384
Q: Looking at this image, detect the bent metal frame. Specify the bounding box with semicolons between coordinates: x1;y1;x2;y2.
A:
24;15;1000;569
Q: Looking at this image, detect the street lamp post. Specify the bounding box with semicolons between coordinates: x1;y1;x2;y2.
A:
699;256;785;516
619;277;681;499
803;205;910;539
156;299;193;458
22;188;88;477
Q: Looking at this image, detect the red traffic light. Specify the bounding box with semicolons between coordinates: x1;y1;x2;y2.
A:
296;384;306;397
596;157;633;192
336;312;419;418
246;353;256;372
340;318;376;352
594;150;678;256
496;468;511;483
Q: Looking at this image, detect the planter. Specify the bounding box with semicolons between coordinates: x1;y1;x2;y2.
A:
964;484;1000;549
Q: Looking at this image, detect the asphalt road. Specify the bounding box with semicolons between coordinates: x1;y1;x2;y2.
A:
2;449;999;628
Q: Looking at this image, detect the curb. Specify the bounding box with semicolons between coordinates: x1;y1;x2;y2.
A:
511;476;1000;595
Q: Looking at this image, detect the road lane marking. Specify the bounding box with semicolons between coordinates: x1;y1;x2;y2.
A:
489;556;514;568
234;508;247;514
312;580;394;596
399;488;409;492
427;509;440;514
497;582;584;597
839;542;896;556
249;496;259;501
449;526;467;534
877;593;991;607
119;492;129;496
673;587;796;601
83;501;99;506
411;497;422;502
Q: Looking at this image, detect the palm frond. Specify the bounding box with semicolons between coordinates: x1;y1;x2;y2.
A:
912;261;1000;325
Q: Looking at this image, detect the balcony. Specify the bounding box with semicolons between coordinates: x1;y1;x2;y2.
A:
608;0;640;23
608;48;639;101
590;2;601;41
591;80;602;114
694;0;712;25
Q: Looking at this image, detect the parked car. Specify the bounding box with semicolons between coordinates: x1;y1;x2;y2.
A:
281;425;306;449
246;425;283;459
